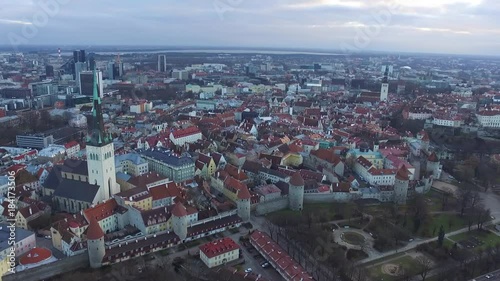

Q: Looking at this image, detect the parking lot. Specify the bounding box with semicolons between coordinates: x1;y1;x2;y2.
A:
240;240;284;281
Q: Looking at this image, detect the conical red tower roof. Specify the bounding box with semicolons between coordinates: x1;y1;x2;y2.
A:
290;171;304;186
172;202;187;217
237;185;251;200
396;166;409;181
86;218;104;240
427;152;438;162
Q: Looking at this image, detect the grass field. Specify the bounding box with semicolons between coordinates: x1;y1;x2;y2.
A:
449;230;500;251
367;256;421;281
342;232;365;245
425;214;467;233
401;213;467;237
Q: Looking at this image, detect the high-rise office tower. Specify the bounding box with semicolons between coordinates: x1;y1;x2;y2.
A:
45;65;54;77
73;49;87;79
158;55;167;72
75;62;87;87
87;53;96;71
80;70;103;97
107;61;123;80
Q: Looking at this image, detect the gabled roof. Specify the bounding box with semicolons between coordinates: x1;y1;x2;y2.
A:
53;179;100;203
83;198;127;222
171;126;201;139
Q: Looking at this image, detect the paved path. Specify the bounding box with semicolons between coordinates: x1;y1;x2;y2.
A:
333;228;377;258
358;218;500;265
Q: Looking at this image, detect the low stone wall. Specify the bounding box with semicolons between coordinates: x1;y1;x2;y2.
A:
4;253;89;281
255;198;289;215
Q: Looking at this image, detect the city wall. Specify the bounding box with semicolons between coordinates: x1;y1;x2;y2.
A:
255;198;289;215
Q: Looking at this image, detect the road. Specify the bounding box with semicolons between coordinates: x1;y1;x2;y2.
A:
143;227;283;281
471;269;500;281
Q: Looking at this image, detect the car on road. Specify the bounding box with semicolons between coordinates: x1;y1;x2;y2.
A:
485;274;494;279
44;235;51;239
244;268;252;273
409;238;414;242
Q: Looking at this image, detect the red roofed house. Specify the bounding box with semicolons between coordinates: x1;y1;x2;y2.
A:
83;198;128;234
64;141;81;158
199;237;240;268
309;148;345;176
169;126;202;146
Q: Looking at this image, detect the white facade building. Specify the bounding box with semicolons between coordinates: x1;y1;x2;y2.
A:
476;111;500;128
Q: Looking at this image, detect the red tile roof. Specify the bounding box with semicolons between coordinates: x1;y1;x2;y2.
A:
19;247;52;265
172;202;187;217
428;152;439;162
290;172;304;186
86;218;104;240
171;126;201;139
199;237;240;259
237;185;251;200
84;199;124;221
64;141;79;149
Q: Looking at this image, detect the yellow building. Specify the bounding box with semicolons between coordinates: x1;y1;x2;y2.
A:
282;153;303;167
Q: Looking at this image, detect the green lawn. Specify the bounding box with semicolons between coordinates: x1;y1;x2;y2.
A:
424;191;447;212
426;214;467;233
402;214;467;237
342;232;365;245
368;256;421;281
449;230;500;251
363;252;406;267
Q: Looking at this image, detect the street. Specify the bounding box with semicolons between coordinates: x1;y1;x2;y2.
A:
471;269;500;281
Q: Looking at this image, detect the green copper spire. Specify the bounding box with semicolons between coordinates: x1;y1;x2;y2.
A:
92;67;101;104
86;66;111;147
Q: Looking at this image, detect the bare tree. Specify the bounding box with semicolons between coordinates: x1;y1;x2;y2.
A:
416;255;433;281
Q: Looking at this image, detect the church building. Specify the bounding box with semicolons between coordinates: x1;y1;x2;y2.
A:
43;69;121;213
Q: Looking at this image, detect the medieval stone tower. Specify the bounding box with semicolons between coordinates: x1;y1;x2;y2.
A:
172;202;188;241
426;152;441;179
289;172;305;211
236;186;251;222
394;167;410;205
86;68;119;202
87;218;105;269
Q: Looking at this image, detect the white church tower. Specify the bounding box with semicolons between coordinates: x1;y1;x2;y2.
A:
86;68;119;202
380;66;389;101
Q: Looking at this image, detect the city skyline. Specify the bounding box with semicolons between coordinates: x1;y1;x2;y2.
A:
1;0;499;56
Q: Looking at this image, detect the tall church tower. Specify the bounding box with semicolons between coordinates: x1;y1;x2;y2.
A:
380;66;389;101
86;68;119;202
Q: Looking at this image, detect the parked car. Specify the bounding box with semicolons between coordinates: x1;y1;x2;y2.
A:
261;262;270;268
485;274;494;279
244;268;252;273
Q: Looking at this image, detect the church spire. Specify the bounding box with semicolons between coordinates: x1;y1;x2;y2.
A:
382;66;389;84
87;67;110;147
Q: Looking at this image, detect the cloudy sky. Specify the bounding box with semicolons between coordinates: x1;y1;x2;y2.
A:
1;0;499;55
